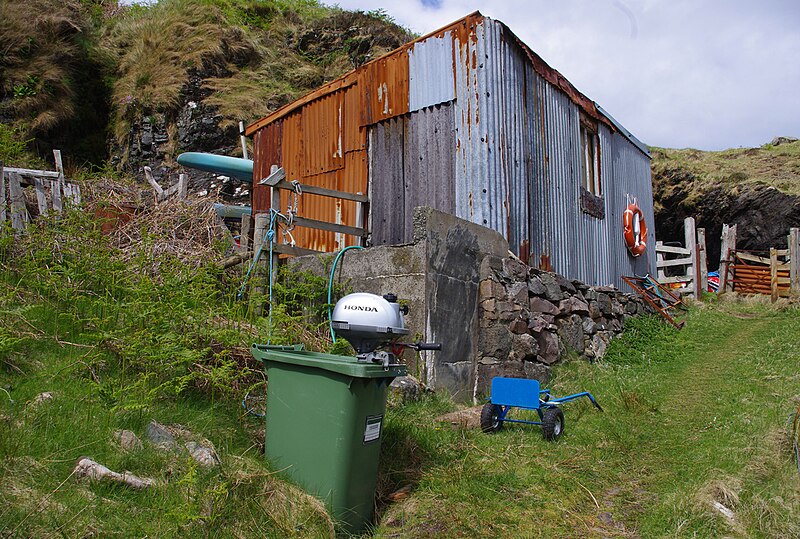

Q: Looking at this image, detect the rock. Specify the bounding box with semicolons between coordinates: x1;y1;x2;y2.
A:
596;293;613;315
589;332;613;360
185;441;220;467
74;457;153;489
509;318;529;334
510;333;539;361
31;392;54;407
528;276;546;296
625;300;639;315
536;331;560;365
523;361;551;385
390;375;423;402
588;301;602;319
435;406;484;430
507;282;528;305
529;297;559;316
582;317;597;335
496;301;520;322
584;289;598;301
557;314;585;352
478;326;512;359
539;273;565;302
114;430;143;452
502;257;528;281
770;136;798;146
558;296;589;315
528;315;550;333
146;420;177;450
479;279;505;300
554;273;577;294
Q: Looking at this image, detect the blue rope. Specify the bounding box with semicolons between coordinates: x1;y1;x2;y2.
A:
327;245;364;343
237;210;278;301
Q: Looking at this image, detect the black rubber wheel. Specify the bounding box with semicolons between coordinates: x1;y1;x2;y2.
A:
541;407;565;441
480;403;503;433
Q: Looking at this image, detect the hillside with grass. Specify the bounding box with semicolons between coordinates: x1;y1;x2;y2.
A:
1;0;412;172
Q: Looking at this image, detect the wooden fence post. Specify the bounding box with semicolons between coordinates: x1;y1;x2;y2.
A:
240;213;251;254
790;227;799;294
251;212;270;316
9;173;28;230
178;173;188;200
719;223;737;292
684;217;698;299
52;150;64;212
34;178;48;216
770;247;778;303
0;160;6;223
697;228;708;295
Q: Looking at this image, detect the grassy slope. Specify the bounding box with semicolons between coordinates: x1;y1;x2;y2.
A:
376;300;800;538
651;140;800;201
4;295;797;537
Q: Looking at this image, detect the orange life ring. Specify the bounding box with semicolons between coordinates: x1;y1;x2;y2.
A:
623;203;647;257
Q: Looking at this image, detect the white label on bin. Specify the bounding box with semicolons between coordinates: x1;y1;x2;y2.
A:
363;415;383;444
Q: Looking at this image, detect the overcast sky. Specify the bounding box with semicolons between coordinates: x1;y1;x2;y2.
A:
326;0;799;151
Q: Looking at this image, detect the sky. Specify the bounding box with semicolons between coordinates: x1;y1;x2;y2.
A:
325;0;800;151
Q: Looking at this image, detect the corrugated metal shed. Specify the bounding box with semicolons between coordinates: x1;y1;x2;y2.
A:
246;12;655;287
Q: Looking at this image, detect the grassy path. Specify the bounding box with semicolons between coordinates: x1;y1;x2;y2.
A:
376;303;800;538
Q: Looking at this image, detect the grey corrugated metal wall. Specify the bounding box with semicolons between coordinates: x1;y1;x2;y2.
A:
369;17;655;287
368;103;456;246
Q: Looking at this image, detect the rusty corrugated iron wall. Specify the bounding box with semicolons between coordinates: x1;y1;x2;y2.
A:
246;13;655;287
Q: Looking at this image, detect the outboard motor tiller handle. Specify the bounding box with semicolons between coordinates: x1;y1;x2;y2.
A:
414;342;441;351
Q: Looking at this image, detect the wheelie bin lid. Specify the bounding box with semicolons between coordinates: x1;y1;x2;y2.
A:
251;344;407;378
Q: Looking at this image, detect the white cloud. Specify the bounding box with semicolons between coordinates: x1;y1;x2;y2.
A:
327;0;800;150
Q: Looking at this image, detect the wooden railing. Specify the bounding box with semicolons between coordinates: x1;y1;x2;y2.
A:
1;150;81;231
656;217;706;299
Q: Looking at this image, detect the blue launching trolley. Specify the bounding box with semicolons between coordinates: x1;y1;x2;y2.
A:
481;377;603;440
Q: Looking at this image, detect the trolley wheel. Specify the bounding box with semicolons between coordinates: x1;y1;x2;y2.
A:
480;403;503;433
541;407;564;441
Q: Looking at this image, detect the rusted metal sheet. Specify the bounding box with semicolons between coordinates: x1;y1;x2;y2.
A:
408;31;456;112
301;89;345;176
252;121;282;213
361;51;410;126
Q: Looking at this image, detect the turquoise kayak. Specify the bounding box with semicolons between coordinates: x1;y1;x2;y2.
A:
177;152;253;182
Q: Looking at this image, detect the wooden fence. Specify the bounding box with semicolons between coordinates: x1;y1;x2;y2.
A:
721;227;799;302
656;217;706;299
1;150;81;231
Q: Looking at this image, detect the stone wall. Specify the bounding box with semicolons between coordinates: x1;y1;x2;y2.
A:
287;207;649;403
474;253;649;397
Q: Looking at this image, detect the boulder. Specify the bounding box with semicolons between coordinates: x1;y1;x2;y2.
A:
509;318;529;334
510;333;539;361
478;326;512;359
558;296;590;316
557;314;585;352
536;331;560;365
113;430;143;452
529;297;559;316
523;361;551;385
390;375;424;402
528;276;546;296
539;273;565;302
507;281;529;305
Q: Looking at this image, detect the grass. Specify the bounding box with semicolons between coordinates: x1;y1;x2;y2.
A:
374;300;800;538
651;140;800;197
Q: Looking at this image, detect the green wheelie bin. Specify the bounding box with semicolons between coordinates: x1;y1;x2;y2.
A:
251;344;406;536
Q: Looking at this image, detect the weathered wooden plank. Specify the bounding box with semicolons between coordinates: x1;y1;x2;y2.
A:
259;166;286;186
0;160;6;223
178;173;188;200
34;178;48;216
52;150;65;212
656;256;694;268
270;243;323;257
9;173;28;230
736;252;771;265
291;215;366;238
239;213;251;254
790;228;799;293
684;217;699;299
2;166;60;178
770;248;779;303
697;228;708;294
719;223;737;291
654;243;691;255
271;178;369;203
658;276;692;284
